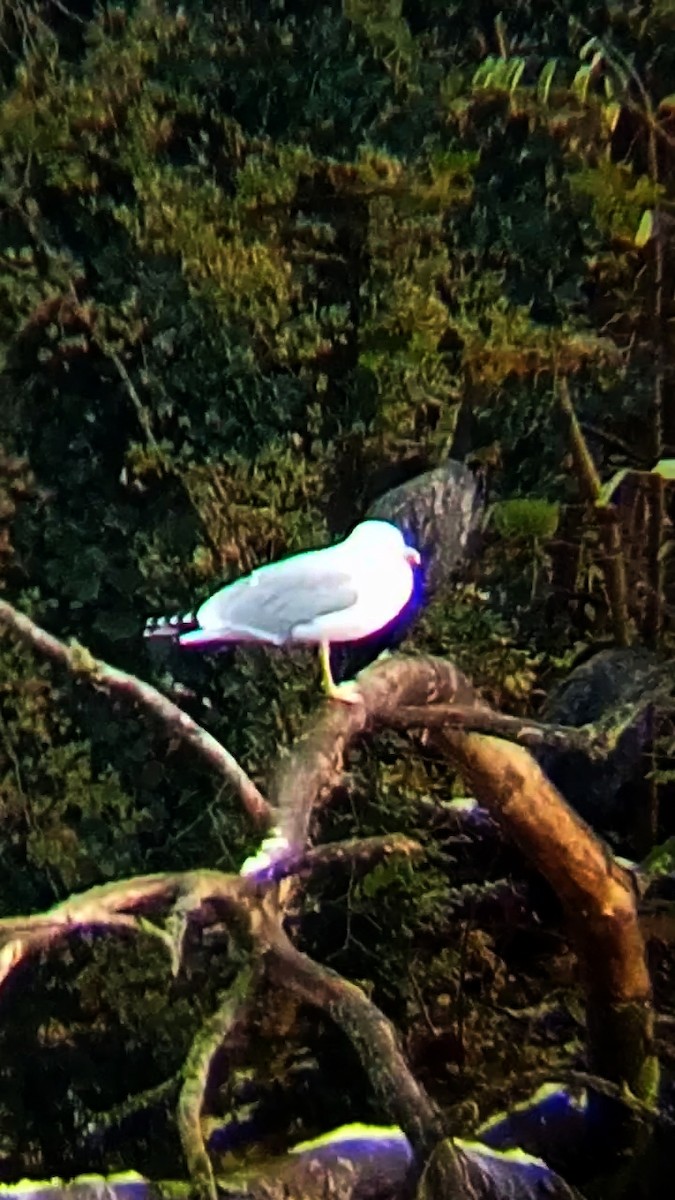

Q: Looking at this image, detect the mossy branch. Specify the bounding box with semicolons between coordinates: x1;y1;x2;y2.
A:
0;837;430;1195
178;966;257;1200
0;604;656;1190
270;652;654;1103
0;599;273;831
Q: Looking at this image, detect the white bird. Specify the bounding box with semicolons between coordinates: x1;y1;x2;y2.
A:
144;520;421;703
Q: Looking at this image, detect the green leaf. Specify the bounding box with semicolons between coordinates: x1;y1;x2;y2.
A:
472;56;499;87
635;209;654;248
596;467;629;506
537;58;557;105
579;36;601;60
507;58;526;93
572;64;592;103
490;498;560;540
641;836;675;878
604;101;622;132
652;459;675;479
361;858;407;899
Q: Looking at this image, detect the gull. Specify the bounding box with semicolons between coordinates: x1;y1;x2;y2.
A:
144;519;421;703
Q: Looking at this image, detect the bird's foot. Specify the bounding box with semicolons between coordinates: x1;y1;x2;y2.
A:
326;679;364;705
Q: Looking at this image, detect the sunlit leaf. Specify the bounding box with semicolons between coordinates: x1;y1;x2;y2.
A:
579;36;601;60
635;209;655;247
572;64;592;102
641;837;675;877
652;458;675;479
537;58;557;104
604;100;622;131
596;467;629;506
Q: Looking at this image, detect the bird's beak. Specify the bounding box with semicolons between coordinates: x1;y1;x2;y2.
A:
405;547;421;567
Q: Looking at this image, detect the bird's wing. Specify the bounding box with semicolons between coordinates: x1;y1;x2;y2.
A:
196;550;359;644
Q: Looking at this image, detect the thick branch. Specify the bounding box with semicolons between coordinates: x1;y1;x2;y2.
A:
0;603;656;1177
272;653;654;1101
0;835;422;992
0;599;272;830
265;833;423;883
274;654;478;849
259;912;451;1162
0;870;244;993
389;703;606;756
433;729;655;1097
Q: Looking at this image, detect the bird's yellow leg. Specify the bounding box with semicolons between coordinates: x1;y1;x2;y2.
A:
319;642;363;704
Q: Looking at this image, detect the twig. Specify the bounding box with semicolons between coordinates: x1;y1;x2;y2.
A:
82;1073;182;1138
643;471;665;648
558;378;631;646
0;870;243;993
387;702;606;756
0;599;272;830
262;833;423;884
579;422;648;465
100;341;159;450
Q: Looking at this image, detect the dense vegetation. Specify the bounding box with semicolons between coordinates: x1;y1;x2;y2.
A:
0;0;674;1189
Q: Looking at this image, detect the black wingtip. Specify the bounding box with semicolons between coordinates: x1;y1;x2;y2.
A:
143;612;199;640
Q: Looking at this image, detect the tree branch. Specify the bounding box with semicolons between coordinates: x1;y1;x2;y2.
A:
0;599;273;830
178;965;257;1200
0;834;424;994
432;728;656;1099
388;702;606;756
269;652;655;1103
0;605;656;1188
273;654;479;851
259;911;451;1162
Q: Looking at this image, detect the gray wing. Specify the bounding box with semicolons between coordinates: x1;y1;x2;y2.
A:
196;551;359;644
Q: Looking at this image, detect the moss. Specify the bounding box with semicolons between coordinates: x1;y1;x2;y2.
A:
491;498;560;541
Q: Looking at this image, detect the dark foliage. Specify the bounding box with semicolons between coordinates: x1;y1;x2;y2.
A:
1;0;674;1191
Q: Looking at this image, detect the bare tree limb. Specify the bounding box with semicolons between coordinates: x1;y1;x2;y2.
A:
273;654;478;851
388;703;607;756
0;599;273;830
0;832;424;995
0;854;453;1192
82;1073;182;1139
178;965;257;1200
265;833;423;883
258;910;452;1163
0;605;657;1189
432;728;656;1100
0;870;242;992
270;652;655;1104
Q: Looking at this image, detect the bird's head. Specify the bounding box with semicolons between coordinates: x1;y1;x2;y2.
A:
347;521;421;567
